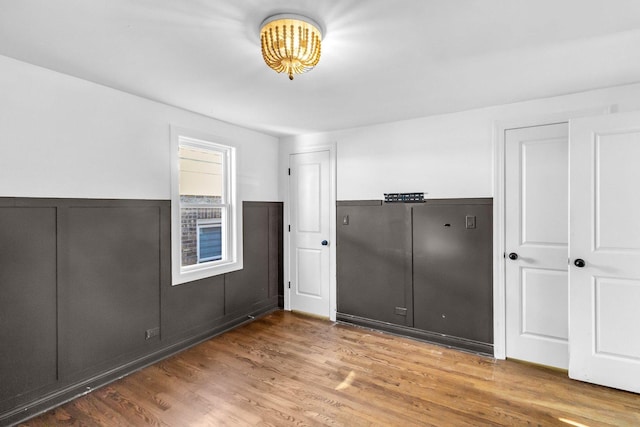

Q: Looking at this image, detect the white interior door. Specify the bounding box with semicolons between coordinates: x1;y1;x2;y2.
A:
505;123;569;369
289;150;331;317
569;111;640;393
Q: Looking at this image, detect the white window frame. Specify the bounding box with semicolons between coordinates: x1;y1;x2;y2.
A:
170;126;243;285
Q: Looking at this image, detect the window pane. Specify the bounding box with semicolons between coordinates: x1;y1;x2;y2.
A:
179;147;223;203
180;207;223;267
198;224;222;262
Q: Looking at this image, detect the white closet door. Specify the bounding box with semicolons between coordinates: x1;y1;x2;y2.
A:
505;123;569;369
569;111;640;393
289;150;331;317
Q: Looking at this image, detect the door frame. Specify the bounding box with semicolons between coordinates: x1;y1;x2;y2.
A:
283;142;337;321
492;106;612;359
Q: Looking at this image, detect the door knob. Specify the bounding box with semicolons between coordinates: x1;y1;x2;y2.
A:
574;258;586;268
321;240;328;246
508;252;518;260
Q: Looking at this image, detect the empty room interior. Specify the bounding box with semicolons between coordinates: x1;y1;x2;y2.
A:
2;0;640;425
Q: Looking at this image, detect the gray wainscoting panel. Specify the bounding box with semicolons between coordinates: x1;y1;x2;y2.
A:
161;274;225;339
412;200;493;345
0;207;58;402
225;203;270;314
225;202;283;315
336;198;493;354
58;206;162;378
0;198;283;425
268;203;284;307
337;201;413;326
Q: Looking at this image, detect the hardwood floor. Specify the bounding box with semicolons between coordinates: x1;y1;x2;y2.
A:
22;310;640;426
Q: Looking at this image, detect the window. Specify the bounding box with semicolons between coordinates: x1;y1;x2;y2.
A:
171;127;242;285
197;219;222;263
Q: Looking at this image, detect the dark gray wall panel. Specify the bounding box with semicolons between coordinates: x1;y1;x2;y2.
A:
336;199;493;352
58;206;161;377
225;203;269;314
268;203;283;303
412;202;493;344
159;202;224;341
0;208;57;402
161;274;225;339
337;202;413;325
0;198;283;425
161;202;282;340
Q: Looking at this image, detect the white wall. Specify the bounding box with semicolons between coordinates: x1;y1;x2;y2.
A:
0;55;279;201
280;82;640;201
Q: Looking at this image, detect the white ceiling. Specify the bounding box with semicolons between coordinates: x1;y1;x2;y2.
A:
1;0;640;136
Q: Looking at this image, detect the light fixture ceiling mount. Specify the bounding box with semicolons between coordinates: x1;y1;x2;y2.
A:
260;13;323;80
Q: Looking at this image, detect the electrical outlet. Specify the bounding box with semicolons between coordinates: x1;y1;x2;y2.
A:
395;307;407;316
145;327;160;340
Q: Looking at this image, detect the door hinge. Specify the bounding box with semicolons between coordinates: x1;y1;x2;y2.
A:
288;281;291;289
288;168;291;175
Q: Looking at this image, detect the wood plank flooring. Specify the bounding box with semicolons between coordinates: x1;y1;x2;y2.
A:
22;310;640;426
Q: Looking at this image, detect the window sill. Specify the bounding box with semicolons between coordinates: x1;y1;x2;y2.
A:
171;259;243;286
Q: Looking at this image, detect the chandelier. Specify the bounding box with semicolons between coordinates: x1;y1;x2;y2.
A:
260;14;323;80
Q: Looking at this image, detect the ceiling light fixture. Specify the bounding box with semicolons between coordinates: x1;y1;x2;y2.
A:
260;13;323;80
